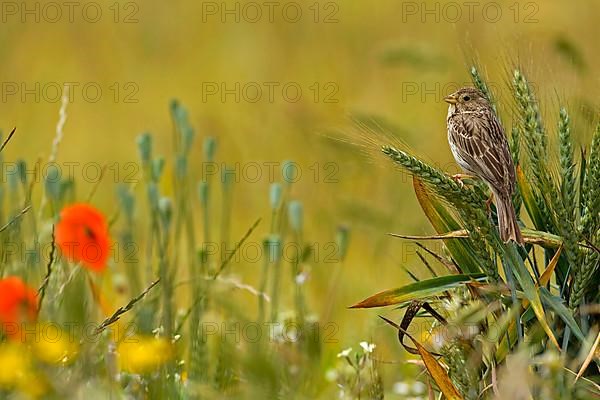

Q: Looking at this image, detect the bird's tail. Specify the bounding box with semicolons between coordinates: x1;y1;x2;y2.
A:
495;193;524;245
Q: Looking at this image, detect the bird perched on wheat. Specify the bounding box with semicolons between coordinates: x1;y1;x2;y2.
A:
444;87;523;244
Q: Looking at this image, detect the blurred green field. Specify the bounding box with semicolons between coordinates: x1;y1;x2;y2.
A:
1;0;600;398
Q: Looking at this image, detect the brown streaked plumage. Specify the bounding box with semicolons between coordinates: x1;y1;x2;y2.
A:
444;87;523;244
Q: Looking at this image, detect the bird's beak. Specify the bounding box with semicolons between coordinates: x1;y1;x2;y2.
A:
444;95;457;104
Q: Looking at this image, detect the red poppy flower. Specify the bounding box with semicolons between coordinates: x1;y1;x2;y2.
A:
0;276;38;339
55;203;111;272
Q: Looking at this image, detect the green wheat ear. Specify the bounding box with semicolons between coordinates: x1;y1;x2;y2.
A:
512;69;558;234
514;96;582;280
572;125;600;308
513;69;548;154
509;126;521;167
558;107;576;219
580;125;600;239
551;108;581;288
381;146;497;279
470;65;496;112
381;146;481;206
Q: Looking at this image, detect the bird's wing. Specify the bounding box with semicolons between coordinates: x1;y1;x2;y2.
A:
448;109;515;193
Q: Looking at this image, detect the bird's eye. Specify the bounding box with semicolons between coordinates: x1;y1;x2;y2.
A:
462;95;471;101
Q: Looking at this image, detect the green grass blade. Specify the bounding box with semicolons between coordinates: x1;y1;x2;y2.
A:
350;273;486;308
539;287;585;342
502;244;560;349
413;178;483;274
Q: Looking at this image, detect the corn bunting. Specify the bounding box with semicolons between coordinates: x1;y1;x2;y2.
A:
445;87;523;244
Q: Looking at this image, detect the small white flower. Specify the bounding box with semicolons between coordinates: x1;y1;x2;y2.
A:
324;368;338;382
283;324;301;343
411;381;427;394
152;326;164;335
270;323;285;342
393;382;410;395
359;341;376;353
295;272;307;285
336;347;352;358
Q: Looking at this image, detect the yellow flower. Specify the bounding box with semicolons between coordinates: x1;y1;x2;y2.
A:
118;336;173;373
31;323;79;365
0;343;30;387
0;343;47;397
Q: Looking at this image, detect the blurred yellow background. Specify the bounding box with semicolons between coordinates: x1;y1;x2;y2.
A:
1;0;599;369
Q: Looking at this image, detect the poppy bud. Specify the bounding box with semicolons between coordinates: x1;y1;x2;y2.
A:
203;136;216;162
198;181;209;206
288;201;303;233
269;183;282;210
136;133;152;164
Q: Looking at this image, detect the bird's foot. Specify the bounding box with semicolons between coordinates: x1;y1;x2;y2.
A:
451;173;475;188
485;193;495;214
